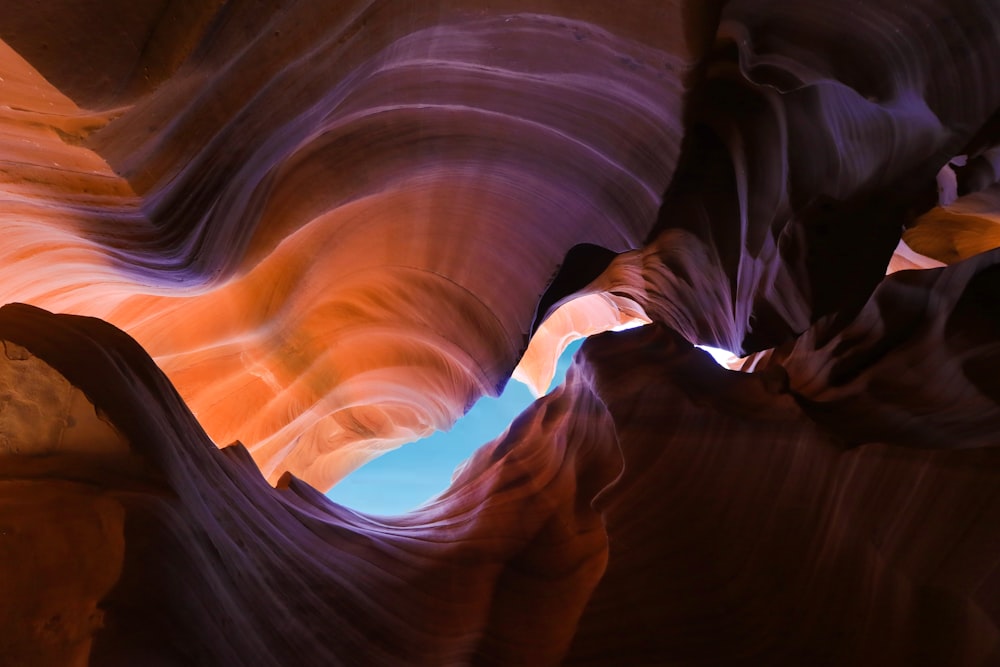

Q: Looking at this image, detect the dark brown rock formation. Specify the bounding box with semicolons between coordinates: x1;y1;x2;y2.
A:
2;1;1000;665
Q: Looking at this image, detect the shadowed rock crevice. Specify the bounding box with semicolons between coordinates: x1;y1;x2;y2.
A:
2;1;1000;665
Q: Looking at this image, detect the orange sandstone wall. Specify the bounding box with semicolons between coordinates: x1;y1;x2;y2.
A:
1;1;1000;664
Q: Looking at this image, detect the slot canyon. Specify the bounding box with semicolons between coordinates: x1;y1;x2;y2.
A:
2;1;1000;664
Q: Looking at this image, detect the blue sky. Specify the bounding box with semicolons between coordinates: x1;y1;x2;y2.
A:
326;338;585;515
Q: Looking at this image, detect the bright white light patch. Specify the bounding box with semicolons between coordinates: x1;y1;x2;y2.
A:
610;318;648;332
695;345;737;366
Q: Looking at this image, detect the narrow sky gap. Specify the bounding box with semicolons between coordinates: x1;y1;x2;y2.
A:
326;338;586;515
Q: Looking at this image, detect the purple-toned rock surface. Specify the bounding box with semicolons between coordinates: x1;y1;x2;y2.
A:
2;1;1000;665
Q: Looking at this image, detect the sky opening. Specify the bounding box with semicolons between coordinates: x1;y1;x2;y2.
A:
325;332;738;515
326;338;585;515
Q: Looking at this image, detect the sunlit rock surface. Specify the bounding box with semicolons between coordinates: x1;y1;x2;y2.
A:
0;0;709;488
3;0;1000;664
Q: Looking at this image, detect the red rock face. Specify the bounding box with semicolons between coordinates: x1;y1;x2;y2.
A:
2;1;1000;665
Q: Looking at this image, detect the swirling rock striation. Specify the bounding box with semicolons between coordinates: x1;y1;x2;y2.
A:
0;0;713;488
2;0;1000;665
5;247;1000;664
0;303;620;666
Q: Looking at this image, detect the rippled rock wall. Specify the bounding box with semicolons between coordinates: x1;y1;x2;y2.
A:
3;1;1000;665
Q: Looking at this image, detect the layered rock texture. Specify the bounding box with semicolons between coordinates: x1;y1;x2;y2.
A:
3;1;1000;665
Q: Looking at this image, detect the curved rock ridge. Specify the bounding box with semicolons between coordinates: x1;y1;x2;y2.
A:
5;242;1000;664
0;303;621;666
765;248;1000;451
559;0;1000;356
0;1;713;488
513;291;649;396
2;0;997;488
2;0;1000;664
568;320;1000;666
